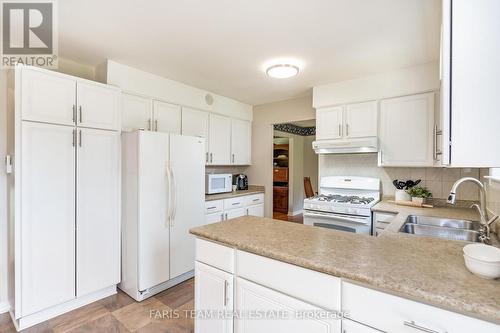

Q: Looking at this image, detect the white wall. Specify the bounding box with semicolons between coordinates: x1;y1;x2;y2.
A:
313;62;440;108
303;136;318;193
104;60;253;121
248;96;316;217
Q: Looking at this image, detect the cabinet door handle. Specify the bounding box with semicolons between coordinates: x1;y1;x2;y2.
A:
221;213;224;221
225;213;228;220
147;119;151;131
404;321;446;333
223;280;228;307
210;153;213;163
72;129;75;147
79;106;82;123
78;130;82;147
232;154;235;164
433;125;443;160
155;120;158;131
205;152;209;163
72;105;76;123
346;123;349;136
338;124;341;137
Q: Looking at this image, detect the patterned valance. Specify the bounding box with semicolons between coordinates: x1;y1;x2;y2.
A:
274;123;315;136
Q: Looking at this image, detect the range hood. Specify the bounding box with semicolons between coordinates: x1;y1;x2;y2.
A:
312;137;378;154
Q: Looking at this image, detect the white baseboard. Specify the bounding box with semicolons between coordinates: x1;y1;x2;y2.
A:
288;210;303;216
11;285;116;331
0;301;10;314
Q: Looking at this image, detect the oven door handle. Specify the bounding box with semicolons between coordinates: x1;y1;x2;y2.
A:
304;211;371;225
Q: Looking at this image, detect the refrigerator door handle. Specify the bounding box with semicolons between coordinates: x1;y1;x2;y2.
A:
165;163;172;227
169;166;177;225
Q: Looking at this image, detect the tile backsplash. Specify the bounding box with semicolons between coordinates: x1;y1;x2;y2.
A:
319;154;486;201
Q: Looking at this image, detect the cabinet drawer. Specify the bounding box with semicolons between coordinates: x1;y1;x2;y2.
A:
373;211;396;223
195;238;234;273
236;250;340;311
342;281;499;333
273;167;288;182
342;319;381;333
223;197;245;210
205;200;223;214
244;193;264;206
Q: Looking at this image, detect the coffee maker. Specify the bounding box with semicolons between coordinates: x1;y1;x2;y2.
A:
233;174;248;190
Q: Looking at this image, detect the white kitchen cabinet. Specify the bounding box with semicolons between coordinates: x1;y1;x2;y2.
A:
20;122;76;316
209;114;232;165
247;204;264;217
76;128;120;297
344;101;377;138
225;208;247;220
121;93;152;131
206;212;225;223
152;100;181;134
235;278;340;333
231;119;251;165
21;67;76;126
343;281;499;333
195;262;234;333
379;93;435;167
181;107;210;161
440;0;500;167
77;81;120;131
316;106;343;140
342;319;380;333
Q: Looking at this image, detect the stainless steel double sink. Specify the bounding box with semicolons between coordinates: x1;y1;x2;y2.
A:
399;215;481;242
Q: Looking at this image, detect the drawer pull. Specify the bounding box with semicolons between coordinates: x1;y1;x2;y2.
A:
252;198;259;202
232;202;240;206
207;206;217;210
404;321;446;333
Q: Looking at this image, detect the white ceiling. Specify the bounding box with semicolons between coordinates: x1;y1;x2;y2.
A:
59;0;441;105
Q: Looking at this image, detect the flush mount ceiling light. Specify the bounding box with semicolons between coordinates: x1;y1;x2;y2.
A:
266;64;300;79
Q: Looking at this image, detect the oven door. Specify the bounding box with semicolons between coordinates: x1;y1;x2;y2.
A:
303;210;372;235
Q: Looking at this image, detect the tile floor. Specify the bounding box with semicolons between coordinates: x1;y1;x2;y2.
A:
0;279;194;333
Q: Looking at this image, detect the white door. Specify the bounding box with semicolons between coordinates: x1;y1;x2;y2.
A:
20;122;76;316
247;204;264;217
181;107;209;162
153;100;181;134
138;131;171;291
76;128;120;297
195;262;233;333
21;68;76;126
207;212;224;224
231;119;251;165
235;278;340;333
344;101;378;138
169;134;206;279
121;93;152;132
379;93;435;167
225;208;246;220
342;319;380;333
316;106;344;140
77;82;120;131
209;114;231;165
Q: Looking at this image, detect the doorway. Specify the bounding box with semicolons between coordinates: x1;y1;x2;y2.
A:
272;120;317;223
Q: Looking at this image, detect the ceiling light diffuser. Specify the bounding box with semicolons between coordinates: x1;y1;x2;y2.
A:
266;64;300;79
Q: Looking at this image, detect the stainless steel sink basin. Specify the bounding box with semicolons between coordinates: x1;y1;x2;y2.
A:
405;215;481;231
399;215;482;242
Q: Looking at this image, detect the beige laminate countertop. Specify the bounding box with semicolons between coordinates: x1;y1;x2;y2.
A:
190;215;500;324
205;185;264;201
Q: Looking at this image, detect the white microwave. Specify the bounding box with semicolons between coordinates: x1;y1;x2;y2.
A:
205;173;233;194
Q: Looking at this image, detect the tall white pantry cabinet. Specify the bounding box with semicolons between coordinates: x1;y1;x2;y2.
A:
6;66;121;330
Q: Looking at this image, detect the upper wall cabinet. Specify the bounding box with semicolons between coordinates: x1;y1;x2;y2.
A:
379;93;435;167
230;119;251;165
344;101;378;138
121;93;152;131
152;100;181;134
209;114;232;165
316;101;377;141
316;106;343;140
440;0;500;167
77;82;120;131
182;107;210;162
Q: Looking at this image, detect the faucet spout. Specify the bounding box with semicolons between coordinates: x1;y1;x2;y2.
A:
447;177;488;223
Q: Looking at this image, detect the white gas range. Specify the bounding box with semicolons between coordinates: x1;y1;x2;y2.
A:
303;176;381;235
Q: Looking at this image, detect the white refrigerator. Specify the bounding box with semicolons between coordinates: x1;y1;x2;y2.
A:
120;130;205;301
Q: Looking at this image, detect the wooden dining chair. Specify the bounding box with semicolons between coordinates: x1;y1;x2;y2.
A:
304;177;315;198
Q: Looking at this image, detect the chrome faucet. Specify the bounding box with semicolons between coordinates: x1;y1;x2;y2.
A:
447;177;498;244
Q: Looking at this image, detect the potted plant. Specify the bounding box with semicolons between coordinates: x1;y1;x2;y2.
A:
406;186;432;205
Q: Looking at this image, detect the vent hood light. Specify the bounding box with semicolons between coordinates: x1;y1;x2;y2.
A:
266;64;300;79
